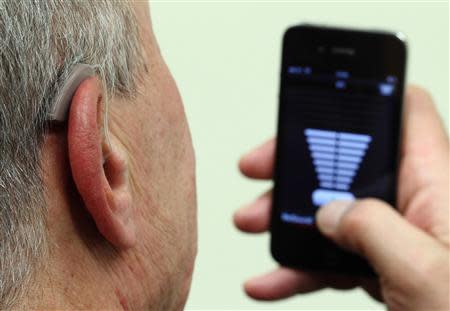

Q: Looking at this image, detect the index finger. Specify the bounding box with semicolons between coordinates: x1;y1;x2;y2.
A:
398;85;449;209
397;85;449;243
401;85;448;160
239;139;276;179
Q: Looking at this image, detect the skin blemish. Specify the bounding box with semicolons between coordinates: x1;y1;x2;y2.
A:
115;288;129;311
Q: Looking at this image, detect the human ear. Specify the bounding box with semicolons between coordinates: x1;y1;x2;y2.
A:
67;77;136;249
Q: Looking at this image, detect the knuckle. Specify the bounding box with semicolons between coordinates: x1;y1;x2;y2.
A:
414;187;439;211
339;203;370;235
337;199;391;256
339;199;385;236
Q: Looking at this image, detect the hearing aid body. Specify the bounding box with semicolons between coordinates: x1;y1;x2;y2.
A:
49;64;96;122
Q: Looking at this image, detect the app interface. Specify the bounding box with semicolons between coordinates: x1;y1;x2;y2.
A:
277;65;401;226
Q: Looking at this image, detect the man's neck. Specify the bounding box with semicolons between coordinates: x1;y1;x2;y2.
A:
18;211;130;310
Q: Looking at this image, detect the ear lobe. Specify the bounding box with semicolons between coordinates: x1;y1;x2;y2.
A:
67;77;136;249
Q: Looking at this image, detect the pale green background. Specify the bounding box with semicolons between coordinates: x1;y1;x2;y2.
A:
150;1;449;310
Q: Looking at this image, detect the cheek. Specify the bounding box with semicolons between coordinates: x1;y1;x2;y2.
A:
156;64;196;190
155;57;189;126
127;56;197;221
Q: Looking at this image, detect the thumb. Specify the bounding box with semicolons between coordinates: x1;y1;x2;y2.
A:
316;199;443;279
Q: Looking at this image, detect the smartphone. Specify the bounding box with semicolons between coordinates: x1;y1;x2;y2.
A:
271;24;407;275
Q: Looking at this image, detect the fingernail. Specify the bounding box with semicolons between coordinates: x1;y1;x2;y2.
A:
316;200;354;235
234;204;248;218
245;272;271;289
234;203;254;220
241;149;258;163
245;274;263;285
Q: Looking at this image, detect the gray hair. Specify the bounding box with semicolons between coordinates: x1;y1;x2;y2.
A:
0;1;144;309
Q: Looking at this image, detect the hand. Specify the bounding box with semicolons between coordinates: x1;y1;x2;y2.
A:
234;86;449;311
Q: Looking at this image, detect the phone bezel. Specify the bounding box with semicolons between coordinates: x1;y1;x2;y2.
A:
270;24;407;275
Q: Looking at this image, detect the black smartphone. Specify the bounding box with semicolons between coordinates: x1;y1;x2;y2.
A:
271;24;407;275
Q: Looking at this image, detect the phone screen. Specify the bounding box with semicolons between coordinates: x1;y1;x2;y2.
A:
271;25;406;273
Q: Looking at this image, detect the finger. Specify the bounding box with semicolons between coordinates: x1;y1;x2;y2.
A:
399;86;449;211
401;85;448;159
244;268;324;300
398;86;449;244
239;139;275;179
244;267;367;301
233;190;272;233
316;199;445;282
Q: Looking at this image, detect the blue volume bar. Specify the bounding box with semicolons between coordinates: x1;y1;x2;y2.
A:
338;140;369;149
312;189;355;206
335;183;350;190
337;162;359;170
307;137;336;146
338;148;365;156
312;152;335;160
339;132;372;143
314;159;334;167
309;145;335;153
337;169;356;177
320;182;334;189
318;174;334;181
305;128;337;139
317;167;334;174
337;154;362;163
336;176;353;183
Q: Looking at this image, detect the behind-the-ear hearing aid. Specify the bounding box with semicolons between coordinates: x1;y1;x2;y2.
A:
49;64;96;122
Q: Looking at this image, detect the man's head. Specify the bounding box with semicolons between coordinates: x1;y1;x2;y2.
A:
0;1;197;309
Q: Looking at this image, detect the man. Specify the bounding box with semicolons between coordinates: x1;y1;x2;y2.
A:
1;1;196;310
0;1;448;311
